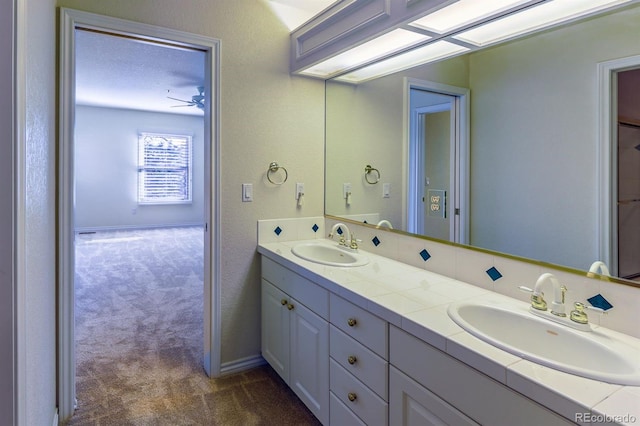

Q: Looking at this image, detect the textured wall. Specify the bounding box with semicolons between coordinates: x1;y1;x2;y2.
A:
57;0;326;366
0;0;15;423
22;0;58;423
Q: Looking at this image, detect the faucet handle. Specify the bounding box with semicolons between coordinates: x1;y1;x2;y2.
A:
349;234;362;250
570;302;606;325
570;302;589;324
518;286;547;311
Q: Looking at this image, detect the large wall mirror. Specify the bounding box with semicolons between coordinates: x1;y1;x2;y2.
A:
326;3;640;286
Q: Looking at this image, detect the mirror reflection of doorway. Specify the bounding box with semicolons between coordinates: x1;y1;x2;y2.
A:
617;68;640;280
406;79;469;245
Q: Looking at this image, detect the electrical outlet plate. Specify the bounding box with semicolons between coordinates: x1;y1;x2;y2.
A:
428;189;446;218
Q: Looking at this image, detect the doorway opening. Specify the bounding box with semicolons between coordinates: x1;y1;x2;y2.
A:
405;78;469;244
616;68;640;280
59;9;221;422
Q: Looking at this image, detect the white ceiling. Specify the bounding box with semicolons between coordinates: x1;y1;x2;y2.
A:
75;29;206;116
74;2;335;116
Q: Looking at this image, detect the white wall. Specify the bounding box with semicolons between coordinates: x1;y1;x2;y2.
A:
75;105;205;230
57;0;326;370
0;0;15;423
20;0;58;423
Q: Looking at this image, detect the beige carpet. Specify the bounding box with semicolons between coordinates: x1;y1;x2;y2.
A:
68;227;320;425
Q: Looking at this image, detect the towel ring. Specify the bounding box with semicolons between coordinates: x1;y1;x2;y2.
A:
364;164;380;184
267;161;288;185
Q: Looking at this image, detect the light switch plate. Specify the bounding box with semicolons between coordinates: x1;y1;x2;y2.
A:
383;183;391;198
295;182;305;200
343;183;352;199
242;183;253;202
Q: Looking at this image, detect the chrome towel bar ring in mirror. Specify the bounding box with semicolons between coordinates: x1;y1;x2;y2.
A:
267;161;288;185
364;164;380;184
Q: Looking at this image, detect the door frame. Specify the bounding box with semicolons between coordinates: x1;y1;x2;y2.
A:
58;8;222;421
404;78;469;244
597;54;640;277
411;102;452;235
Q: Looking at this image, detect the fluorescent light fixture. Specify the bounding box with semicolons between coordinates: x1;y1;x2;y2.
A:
301;29;431;78
410;0;529;34
453;0;632;46
336;40;469;83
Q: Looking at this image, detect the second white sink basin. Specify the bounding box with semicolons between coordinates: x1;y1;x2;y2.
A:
447;301;640;385
291;242;369;267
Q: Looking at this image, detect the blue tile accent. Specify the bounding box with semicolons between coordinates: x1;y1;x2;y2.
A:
312;224;319;233
587;294;613;311
372;236;381;247
486;266;502;281
419;249;431;261
274;226;282;236
635;144;640;151
363;220;368;224
336;226;343;235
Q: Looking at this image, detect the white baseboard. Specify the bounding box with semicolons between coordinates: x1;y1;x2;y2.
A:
75;222;204;234
220;355;266;376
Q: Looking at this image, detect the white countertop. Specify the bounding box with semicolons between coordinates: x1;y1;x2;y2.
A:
258;239;640;426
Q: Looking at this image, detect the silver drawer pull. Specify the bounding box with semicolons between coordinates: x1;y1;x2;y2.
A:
348;355;357;365
348;392;357;402
347;317;357;327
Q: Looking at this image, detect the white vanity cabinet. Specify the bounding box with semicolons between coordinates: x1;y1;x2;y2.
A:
389;326;574;426
329;294;389;426
261;258;329;425
260;251;582;426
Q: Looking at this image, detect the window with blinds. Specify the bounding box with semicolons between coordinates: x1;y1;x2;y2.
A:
138;133;192;204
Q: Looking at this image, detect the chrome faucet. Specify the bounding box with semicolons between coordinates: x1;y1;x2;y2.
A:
328;222;359;250
531;273;567;317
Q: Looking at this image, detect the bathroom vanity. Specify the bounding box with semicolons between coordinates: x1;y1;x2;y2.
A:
258;234;640;426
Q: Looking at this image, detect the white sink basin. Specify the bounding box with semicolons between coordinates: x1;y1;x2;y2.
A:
291;242;369;267
447;301;640;385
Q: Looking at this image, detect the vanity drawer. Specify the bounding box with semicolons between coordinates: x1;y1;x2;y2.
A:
330;359;388;426
262;257;329;318
330;392;367;426
330;293;388;358
330;325;388;400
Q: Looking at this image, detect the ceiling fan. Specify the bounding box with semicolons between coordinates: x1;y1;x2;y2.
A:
168;86;205;110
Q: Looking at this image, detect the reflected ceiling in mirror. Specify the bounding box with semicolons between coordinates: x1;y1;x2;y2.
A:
325;3;640;286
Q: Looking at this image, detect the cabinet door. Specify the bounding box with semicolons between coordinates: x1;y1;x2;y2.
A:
261;279;290;382
389;366;478;426
290;299;329;425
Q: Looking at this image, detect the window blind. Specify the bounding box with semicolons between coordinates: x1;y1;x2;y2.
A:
138;133;192;204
